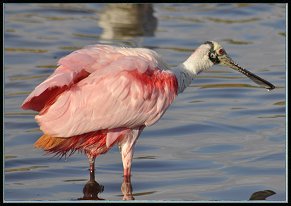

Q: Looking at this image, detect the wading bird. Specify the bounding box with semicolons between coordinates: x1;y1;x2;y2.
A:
21;41;275;179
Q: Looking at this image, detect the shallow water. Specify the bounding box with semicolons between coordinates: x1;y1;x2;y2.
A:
4;3;286;202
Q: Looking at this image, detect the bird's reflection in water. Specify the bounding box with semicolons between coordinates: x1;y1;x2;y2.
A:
121;176;134;200
78;167;135;200
78;166;104;200
78;178;104;200
98;3;157;40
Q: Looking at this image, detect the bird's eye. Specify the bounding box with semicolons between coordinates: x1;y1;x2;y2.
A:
218;49;225;55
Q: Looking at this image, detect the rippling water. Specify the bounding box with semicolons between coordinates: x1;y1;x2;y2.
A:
4;3;286;202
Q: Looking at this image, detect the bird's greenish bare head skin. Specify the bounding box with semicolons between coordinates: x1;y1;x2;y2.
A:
204;41;275;91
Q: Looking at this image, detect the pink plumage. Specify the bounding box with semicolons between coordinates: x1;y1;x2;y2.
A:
22;44;178;176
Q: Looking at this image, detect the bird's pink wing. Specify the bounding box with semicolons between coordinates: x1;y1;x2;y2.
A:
21;45;124;112
35;55;178;138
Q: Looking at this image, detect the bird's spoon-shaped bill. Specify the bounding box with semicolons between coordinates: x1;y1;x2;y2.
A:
219;55;275;91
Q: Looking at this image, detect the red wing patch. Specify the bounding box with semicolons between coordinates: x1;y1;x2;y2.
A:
22;69;90;112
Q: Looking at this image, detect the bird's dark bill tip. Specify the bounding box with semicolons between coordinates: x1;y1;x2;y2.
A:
267;85;276;91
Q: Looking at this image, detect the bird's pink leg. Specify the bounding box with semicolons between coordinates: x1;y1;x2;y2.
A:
124;168;131;177
122;148;134;177
87;154;96;181
119;127;143;178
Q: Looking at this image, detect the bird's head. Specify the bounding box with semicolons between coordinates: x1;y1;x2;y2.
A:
186;41;275;90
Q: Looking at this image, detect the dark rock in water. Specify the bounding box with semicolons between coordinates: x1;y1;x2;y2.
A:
249;190;276;200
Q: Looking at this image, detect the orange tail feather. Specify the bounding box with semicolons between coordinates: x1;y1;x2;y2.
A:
34;130;120;158
34;134;66;150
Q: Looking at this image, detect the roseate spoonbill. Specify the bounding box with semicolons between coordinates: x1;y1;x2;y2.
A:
21;41;275;179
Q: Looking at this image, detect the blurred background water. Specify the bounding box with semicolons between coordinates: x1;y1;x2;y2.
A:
4;3;286;202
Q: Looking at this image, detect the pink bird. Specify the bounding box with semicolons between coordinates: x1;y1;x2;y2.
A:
21;41;275;179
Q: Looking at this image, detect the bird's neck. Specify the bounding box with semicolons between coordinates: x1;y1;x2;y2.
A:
172;59;213;94
171;45;214;94
171;64;193;94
